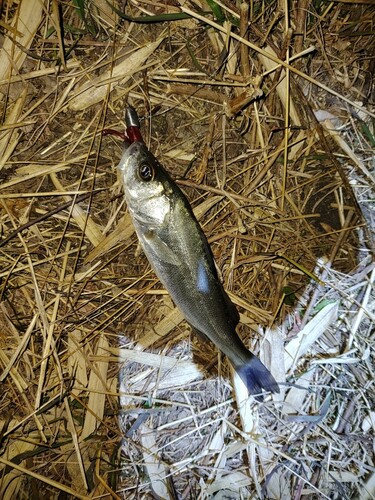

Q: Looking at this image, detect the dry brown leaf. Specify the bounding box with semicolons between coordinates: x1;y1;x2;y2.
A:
0;439;36;500
0;88;29;171
263;327;286;401
0;0;43;82
140;422;173;500
67;329;88;395
136;306;185;349
84;213;134;262
68;39;164;111
257;46;302;127
284;302;339;372
117;348;203;390
231;368;257;433
205;471;251;496
50;173;104;247
81;335;109;441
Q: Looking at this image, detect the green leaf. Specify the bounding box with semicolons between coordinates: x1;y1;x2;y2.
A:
45;26;56;38
73;0;86;21
105;0;193;23
72;0;97;35
205;0;225;23
360;121;375;147
313;299;337;314
282;286;296;306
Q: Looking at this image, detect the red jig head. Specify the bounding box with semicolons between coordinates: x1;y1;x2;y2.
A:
102;106;143;144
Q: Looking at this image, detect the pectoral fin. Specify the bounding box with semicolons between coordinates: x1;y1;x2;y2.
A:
142;229;180;266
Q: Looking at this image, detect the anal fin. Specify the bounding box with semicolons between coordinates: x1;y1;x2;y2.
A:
190;325;212;344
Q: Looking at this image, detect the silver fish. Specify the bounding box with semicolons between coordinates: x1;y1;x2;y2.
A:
117;111;279;398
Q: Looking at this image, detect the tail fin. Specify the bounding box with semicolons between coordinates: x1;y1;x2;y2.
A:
235;354;279;400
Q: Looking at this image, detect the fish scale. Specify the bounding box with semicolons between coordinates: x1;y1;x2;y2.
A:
117;107;279;399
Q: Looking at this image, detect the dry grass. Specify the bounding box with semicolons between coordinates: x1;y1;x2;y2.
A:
0;0;374;498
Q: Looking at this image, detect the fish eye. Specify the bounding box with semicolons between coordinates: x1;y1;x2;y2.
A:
138;162;155;182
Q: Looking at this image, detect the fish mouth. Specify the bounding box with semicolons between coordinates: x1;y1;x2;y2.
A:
121;139;141;156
